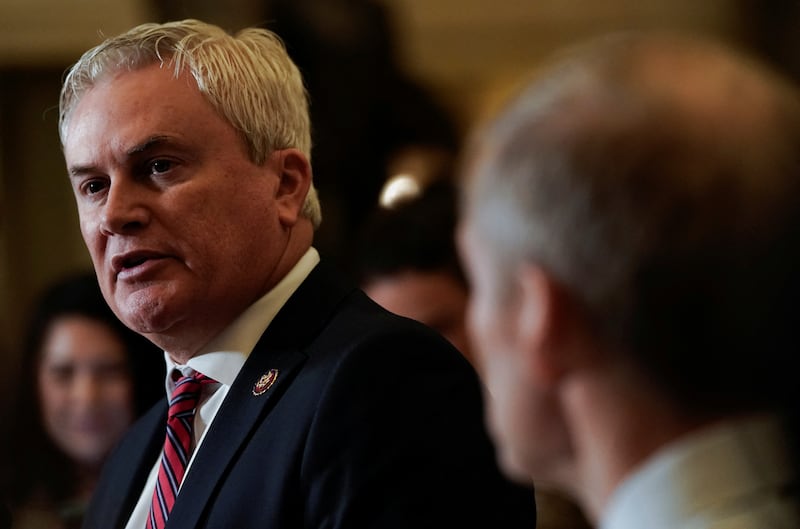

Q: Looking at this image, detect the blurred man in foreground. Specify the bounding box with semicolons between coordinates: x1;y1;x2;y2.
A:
459;33;800;528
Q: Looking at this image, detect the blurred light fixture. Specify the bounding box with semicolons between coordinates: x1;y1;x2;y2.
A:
378;173;422;209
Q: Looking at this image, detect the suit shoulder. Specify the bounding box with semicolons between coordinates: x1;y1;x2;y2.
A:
310;289;468;369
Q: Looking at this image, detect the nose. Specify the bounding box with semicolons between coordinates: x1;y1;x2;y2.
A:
71;371;103;409
100;178;151;235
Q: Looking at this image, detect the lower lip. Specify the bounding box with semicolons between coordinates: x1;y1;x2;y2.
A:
116;257;168;281
73;419;107;433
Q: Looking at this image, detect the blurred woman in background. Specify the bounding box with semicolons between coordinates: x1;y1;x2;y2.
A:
1;272;163;529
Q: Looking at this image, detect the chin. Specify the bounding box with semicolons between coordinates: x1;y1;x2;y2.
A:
61;439;110;468
118;294;179;335
497;445;536;484
114;278;181;319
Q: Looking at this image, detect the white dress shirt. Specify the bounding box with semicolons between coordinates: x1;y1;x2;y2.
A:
601;414;800;529
124;248;319;529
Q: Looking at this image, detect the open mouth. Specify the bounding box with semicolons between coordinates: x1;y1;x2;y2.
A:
123;256;148;269
112;251;165;277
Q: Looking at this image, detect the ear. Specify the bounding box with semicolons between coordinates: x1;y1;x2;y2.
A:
272;148;312;227
514;264;569;389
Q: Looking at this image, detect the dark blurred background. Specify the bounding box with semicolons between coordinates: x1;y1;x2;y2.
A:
1;0;799;407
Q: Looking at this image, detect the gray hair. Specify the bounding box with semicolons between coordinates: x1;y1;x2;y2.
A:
60;19;322;228
463;33;800;412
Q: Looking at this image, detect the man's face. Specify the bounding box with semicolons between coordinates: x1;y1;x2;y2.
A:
458;217;572;485
64;64;291;353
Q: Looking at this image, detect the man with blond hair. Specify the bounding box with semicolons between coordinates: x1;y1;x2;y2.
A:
61;19;536;529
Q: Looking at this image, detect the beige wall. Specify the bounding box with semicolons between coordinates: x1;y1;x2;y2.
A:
0;70;92;374
0;0;743;387
0;0;153;66
388;0;739;126
0;0;743;113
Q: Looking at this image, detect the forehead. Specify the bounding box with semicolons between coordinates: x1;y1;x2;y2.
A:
40;315;126;360
63;63;220;156
75;63;197;111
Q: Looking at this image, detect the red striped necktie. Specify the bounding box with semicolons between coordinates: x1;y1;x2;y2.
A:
146;372;215;529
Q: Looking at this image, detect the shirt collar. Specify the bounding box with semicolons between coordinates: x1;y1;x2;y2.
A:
600;413;795;529
163;247;320;393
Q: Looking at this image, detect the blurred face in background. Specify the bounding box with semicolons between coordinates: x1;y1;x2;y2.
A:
365;269;473;364
37;315;135;467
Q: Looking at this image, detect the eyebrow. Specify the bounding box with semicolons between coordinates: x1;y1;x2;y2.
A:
68;135;175;178
126;135;172;156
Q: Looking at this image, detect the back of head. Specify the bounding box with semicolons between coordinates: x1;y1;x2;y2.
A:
463;33;800;417
59;19;321;227
357;181;474;358
357;180;464;285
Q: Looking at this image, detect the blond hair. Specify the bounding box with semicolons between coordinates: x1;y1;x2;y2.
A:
60;19;321;228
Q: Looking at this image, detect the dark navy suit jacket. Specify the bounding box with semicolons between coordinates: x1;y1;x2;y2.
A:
83;265;536;528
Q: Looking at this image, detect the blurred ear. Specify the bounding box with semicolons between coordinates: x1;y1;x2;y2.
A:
272;148;312;227
514;264;570;388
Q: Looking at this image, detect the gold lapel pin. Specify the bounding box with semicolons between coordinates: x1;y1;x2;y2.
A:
252;369;279;396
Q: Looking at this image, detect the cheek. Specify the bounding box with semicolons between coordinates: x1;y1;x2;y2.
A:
466;292;512;379
466;294;563;479
495;377;573;484
465;297;525;442
79;217;102;253
478;352;542;482
101;378;135;415
38;371;65;414
38;377;70;444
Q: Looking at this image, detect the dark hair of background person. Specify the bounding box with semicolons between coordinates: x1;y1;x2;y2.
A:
259;0;461;275
356;179;464;288
0;272;164;523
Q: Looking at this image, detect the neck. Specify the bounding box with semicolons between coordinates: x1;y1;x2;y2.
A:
560;365;706;523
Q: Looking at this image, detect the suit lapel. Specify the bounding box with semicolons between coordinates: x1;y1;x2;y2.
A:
103;402;166;529
165;264;355;528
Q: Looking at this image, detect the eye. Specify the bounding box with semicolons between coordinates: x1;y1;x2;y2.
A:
149;159;174;175
93;361;130;380
46;364;75;384
82;179;108;196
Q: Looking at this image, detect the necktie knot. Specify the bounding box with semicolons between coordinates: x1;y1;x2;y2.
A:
167;373;215;420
